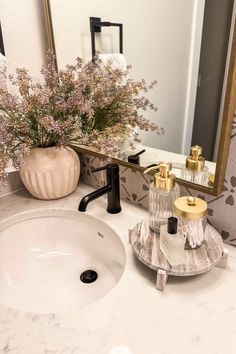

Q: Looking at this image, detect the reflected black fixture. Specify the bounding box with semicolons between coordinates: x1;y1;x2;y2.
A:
0;22;5;55
128;149;146;165
78;163;121;214
89;17;123;57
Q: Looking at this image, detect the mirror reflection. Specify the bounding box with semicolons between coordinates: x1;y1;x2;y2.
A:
49;0;235;187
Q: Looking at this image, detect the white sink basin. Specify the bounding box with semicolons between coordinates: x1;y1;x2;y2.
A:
0;209;126;314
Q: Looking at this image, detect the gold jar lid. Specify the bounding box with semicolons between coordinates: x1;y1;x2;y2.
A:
174;196;208;220
186;145;205;172
144;162;176;191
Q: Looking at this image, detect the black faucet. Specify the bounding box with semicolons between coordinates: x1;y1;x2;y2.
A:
78;164;122;214
127;149;146;165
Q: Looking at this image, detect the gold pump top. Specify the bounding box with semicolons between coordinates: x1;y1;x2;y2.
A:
144;162;176;191
186;145;205;172
174;196;208;220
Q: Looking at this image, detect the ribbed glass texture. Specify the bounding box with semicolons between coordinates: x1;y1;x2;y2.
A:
177;217;207;249
181;166;209;185
148;183;180;233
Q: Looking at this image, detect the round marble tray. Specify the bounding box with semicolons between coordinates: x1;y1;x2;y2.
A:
129;219;225;278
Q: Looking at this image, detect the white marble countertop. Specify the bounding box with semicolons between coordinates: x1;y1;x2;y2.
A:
0;183;235;354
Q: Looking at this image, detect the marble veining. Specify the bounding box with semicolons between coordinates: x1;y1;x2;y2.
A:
0;184;236;353
129;220;224;276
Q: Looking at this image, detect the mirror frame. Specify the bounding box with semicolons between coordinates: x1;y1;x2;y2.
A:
43;0;236;196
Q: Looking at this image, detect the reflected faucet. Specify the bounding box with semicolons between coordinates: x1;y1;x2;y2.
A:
127;149;146;165
78;164;122;214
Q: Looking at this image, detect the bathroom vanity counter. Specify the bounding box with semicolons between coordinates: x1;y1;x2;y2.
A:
0;184;235;354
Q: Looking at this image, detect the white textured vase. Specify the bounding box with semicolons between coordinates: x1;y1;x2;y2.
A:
20;146;80;200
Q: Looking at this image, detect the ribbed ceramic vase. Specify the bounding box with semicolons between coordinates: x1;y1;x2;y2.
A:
20;146;80;200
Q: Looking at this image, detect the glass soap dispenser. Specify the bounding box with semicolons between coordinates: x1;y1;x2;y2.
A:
144;162;180;233
181;145;208;185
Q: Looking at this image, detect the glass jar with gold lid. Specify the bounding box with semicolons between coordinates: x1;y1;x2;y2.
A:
174;196;208;249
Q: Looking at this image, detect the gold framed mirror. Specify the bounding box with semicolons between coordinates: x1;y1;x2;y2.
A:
43;0;236;196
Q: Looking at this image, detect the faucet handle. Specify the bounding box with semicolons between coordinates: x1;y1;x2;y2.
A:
91;165;108;173
128;149;146;165
91;163;120;175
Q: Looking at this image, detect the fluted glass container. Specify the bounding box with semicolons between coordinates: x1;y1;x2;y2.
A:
181;167;209;185
177;218;207;249
149;183;180;232
145;162;180;233
174;196;208;249
181;145;209;186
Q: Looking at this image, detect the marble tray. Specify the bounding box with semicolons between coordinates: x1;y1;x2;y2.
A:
129;220;228;291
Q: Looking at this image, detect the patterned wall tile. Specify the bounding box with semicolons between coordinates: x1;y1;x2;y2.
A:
118;166;152;208
79;154;106;188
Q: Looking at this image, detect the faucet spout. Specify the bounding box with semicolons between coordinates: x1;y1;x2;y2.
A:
78;163;122;214
78;184;112;212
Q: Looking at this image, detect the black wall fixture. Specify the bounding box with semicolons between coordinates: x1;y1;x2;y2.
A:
0;21;5;55
89;17;123;57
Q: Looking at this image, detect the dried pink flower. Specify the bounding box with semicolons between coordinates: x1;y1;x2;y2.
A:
0;51;163;184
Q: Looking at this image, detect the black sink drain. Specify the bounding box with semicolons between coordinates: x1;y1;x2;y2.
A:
80;270;98;283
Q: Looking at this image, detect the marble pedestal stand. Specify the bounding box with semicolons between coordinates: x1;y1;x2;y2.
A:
129;220;228;291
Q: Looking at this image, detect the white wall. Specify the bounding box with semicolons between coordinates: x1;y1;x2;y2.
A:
182;0;205;155
0;0;48;78
49;0;202;154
